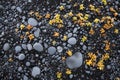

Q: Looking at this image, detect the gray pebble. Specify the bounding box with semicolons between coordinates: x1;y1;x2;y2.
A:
66;52;83;69
57;46;63;52
73;28;78;33
3;43;10;51
33;43;43;52
69;74;73;79
16;7;22;13
34;28;40;37
48;46;56;55
82;45;87;50
18;54;25;60
68;37;77;45
26;62;30;66
67;33;72;38
23;75;28;80
27;44;32;51
28;0;32;2
15;46;22;53
32;66;41;77
22;44;27;50
28;18;38;26
18;67;22;71
107;65;111;69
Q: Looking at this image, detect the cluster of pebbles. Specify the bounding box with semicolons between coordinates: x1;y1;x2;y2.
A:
0;0;120;80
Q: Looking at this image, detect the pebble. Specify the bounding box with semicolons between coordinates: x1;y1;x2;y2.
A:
23;75;28;80
69;74;73;79
32;66;41;77
33;43;43;52
26;62;30;66
3;43;10;51
15;46;22;53
66;52;83;69
82;45;87;50
18;54;25;60
28;18;38;26
34;28;40;37
68;37;77;45
107;65;111;69
22;44;27;50
68;33;72;38
57;46;63;52
16;7;22;13
27;44;32;51
18;67;22;71
48;46;56;55
73;28;78;33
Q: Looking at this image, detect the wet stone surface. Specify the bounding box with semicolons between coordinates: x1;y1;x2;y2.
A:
0;0;120;80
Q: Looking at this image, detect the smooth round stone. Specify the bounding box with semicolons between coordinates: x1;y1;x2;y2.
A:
15;46;22;53
57;46;63;52
33;43;43;52
48;46;56;55
68;37;77;45
32;66;41;77
28;18;38;26
18;54;25;60
107;65;111;69
3;43;10;51
69;74;73;79
27;44;32;51
66;52;83;69
26;62;30;66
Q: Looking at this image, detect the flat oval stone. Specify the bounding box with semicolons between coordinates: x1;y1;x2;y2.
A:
28;18;38;26
33;43;43;52
68;37;77;45
3;43;10;51
32;66;41;77
48;46;56;55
